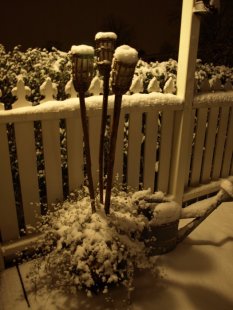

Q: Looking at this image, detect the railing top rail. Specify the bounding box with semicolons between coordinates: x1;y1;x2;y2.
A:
193;91;233;108
0;93;184;124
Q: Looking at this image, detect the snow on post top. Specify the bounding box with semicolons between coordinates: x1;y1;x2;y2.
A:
114;45;138;65
70;45;94;55
95;32;117;40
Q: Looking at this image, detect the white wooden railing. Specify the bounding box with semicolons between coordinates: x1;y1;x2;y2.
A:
183;92;233;201
0;87;184;242
0;83;233;245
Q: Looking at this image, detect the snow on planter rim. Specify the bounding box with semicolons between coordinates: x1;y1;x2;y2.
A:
70;45;94;55
150;202;181;226
114;45;138;65
95;32;117;40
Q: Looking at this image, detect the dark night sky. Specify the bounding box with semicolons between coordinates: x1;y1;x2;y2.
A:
1;0;181;54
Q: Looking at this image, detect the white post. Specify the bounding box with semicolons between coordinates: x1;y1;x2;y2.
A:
169;0;201;203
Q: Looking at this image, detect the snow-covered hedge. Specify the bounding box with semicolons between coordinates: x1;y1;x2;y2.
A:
0;44;232;108
135;58;233;93
0;45;71;108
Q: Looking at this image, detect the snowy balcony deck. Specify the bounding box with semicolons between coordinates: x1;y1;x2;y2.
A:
1;202;233;310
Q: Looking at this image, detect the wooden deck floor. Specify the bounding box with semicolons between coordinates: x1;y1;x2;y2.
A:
1;202;233;310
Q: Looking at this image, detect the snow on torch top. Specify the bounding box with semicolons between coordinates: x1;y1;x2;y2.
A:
110;45;138;95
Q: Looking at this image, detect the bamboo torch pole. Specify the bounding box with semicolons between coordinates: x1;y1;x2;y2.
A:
95;32;117;203
104;45;138;215
104;93;122;214
71;45;96;213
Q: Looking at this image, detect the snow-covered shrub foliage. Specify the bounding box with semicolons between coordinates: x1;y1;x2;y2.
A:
28;187;159;297
0;45;71;108
134;58;178;94
133;58;233;94
194;59;233;92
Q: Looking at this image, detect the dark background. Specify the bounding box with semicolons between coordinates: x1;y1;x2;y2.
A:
1;0;233;65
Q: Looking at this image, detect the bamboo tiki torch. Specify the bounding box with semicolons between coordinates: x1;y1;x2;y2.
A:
95;32;117;204
105;45;138;214
71;45;96;213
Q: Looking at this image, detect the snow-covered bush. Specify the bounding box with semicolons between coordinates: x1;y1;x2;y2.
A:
0;45;71;108
134;58;178;94
28;187;160;297
194;59;233;92
132;58;233;94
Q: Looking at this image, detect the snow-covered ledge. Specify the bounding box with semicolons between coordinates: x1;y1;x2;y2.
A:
0;93;184;124
193;91;233;108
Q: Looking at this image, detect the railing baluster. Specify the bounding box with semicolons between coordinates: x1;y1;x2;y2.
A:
89;113;101;189
42;119;63;207
66;117;84;192
143;110;159;191
127;110;142;189
158;110;174;193
221;107;233;178
14;122;40;227
201;107;219;183
184;109;196;187
212;107;230;179
0;124;19;241
113;112;125;184
190;108;208;186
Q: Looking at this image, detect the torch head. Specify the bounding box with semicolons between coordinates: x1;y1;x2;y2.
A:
71;45;95;93
110;45;138;95
95;32;117;75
